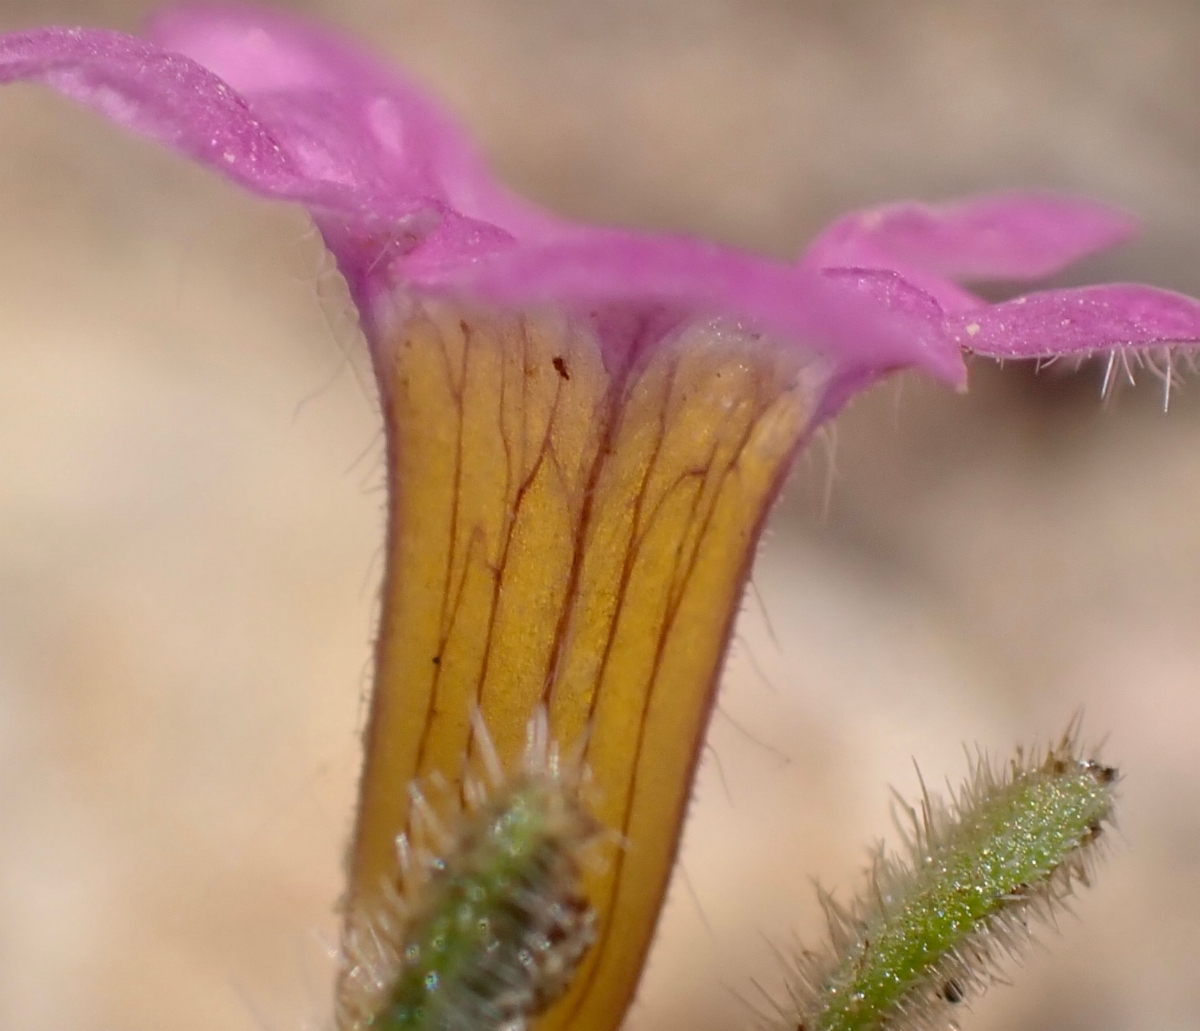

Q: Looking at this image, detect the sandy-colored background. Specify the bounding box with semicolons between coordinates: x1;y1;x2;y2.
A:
2;2;1199;1030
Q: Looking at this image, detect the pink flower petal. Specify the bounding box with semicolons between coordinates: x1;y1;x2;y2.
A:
402;227;967;387
147;4;568;239
8;8;1190;412
0;13;966;393
0;26;396;216
803;193;1137;311
945;284;1200;359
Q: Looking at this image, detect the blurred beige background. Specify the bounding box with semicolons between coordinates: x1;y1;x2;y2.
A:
2;2;1200;1030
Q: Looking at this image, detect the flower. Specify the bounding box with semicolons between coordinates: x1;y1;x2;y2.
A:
4;6;1199;1031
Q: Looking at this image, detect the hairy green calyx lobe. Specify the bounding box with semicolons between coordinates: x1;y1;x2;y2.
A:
792;730;1118;1031
338;719;601;1031
371;781;595;1031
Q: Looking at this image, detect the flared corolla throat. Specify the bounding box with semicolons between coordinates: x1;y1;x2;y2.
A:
343;301;814;1031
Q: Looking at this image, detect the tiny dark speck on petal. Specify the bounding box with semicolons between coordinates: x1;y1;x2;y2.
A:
552;356;570;380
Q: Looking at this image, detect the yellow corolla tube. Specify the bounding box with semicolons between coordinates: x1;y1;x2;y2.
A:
340;302;813;1031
